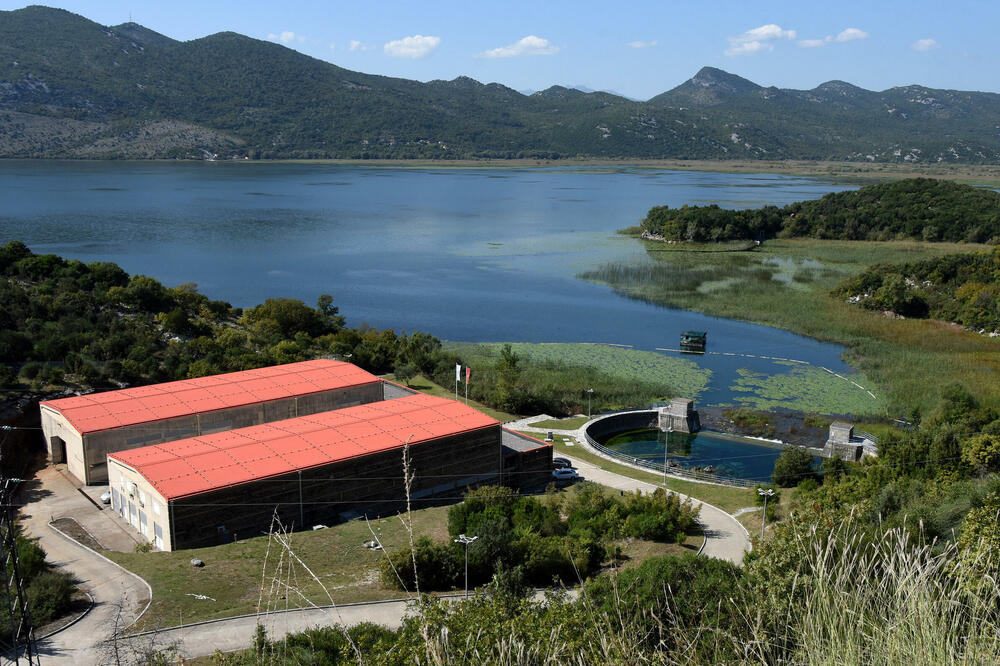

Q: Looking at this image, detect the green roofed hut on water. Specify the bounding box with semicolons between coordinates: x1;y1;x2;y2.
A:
680;331;707;353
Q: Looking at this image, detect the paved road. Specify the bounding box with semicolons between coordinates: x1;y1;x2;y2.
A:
140;600;413;659
17;467;151;665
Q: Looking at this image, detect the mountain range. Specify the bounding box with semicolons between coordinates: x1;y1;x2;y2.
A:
3;5;1000;162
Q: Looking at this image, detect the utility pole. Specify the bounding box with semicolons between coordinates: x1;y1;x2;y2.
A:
663;424;673;486
0;477;40;664
586;388;593;419
758;487;775;540
453;534;478;598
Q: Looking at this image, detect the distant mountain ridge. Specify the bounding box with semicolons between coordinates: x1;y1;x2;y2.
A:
3;6;1000;162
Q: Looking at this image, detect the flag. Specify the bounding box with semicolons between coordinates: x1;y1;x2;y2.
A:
466;366;471;384
455;363;461;383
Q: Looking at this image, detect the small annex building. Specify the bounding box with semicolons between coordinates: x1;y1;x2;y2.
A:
40;359;384;485
107;393;507;551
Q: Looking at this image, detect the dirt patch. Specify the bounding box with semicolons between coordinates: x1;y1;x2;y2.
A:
52;517;104;551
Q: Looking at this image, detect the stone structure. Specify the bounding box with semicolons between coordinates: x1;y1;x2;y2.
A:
823;421;865;462
658;398;700;434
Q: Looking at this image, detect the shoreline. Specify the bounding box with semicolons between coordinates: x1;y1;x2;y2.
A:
5;157;1000;184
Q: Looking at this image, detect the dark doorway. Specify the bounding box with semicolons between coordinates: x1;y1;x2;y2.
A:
50;436;66;464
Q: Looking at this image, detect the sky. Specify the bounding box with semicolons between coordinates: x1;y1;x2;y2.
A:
2;0;997;100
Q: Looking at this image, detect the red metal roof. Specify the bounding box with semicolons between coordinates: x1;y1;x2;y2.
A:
108;393;499;500
40;360;379;435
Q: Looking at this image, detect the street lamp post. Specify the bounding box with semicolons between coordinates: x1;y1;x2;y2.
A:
586;388;594;419
758;487;775;540
453;533;478;598
663;424;673;486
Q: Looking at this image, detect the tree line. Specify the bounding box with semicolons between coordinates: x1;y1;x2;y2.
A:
639;178;1000;244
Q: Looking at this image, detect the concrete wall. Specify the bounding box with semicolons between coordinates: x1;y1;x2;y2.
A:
107;458;171;550
40;406;85;483
586;411;659;444
44;382;383;485
165;425;503;551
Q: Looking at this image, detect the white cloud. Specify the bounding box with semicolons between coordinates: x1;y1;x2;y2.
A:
726;24;796;56
384;34;441;59
267;31;305;45
726;40;773;56
912;38;938;51
835;27;868;42
479;35;559;58
329;42;336;51
797;27;869;48
627;40;658;49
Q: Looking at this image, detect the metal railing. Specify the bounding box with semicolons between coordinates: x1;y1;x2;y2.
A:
583;427;756;489
854;429;879;444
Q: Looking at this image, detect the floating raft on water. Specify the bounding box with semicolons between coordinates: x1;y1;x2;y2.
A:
679;330;707;353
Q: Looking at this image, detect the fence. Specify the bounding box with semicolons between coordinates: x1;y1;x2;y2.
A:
583;411;756;489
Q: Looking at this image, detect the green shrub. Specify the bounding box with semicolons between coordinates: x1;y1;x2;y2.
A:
585;553;743;660
772;446;818;487
379;537;461;591
25;571;74;625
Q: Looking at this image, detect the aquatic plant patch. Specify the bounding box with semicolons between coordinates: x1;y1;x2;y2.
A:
729;362;882;416
447;342;711;399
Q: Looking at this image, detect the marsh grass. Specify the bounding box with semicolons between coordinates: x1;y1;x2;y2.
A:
744;519;1000;666
582;239;1000;414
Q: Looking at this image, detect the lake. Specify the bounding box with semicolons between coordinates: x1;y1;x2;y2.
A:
0;161;860;407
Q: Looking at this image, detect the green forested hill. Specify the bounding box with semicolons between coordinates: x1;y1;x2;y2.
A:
640;178;1000;243
4;7;1000;161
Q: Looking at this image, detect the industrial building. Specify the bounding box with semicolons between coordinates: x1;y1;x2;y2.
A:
106;393;505;550
40;359;383;484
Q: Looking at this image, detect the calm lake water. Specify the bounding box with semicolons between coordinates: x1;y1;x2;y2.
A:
1;161;856;405
601;428;819;483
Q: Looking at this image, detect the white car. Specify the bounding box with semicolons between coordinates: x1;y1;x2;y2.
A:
552;468;579;485
99;491;112;505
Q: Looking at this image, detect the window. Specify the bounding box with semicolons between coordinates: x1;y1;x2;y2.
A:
153;523;163;550
152;501;160;517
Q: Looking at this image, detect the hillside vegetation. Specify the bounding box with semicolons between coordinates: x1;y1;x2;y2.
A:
835;246;1000;331
4;8;1000;161
639;178;1000;243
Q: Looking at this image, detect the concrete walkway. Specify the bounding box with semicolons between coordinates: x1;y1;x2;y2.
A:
17;466;151;665
508;415;752;565
139;599;413;659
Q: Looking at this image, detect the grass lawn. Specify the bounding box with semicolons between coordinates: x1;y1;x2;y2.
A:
530;416;590;430
583;238;1000;415
107;504;453;631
